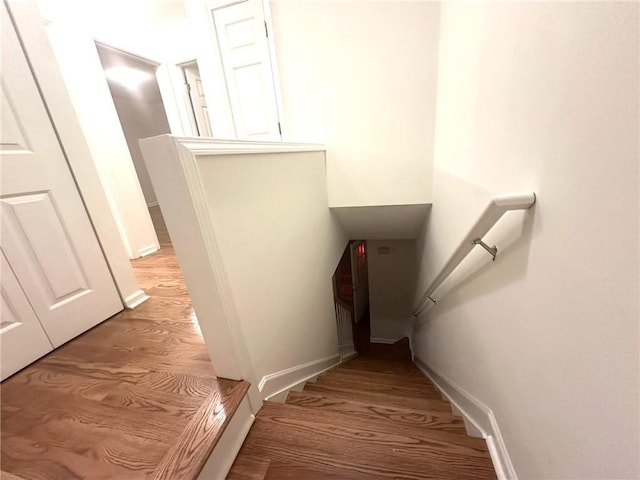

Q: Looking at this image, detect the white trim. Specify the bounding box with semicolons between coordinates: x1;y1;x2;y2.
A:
196;396;254;480
146;201;159;208
261;0;287;140
124;290;150;309
370;337;402;344
259;354;340;400
413;355;517;480
138;244;159;257
147;135;325;156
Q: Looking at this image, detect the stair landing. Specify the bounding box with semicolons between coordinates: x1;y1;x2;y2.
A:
228;342;496;479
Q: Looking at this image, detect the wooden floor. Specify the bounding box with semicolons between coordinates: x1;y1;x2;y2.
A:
228;342;496;480
1;206;248;480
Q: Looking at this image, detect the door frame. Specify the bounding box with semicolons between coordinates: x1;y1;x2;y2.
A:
5;0;146;308
184;0;287;140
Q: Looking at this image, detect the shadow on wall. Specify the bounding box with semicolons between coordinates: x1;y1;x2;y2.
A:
417;205;537;324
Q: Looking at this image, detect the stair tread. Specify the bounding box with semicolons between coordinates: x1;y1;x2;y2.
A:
285;390;466;434
264;460;388;480
239;403;495;480
315;375;441;399
227;452;271;480
264;401;483;449
337;358;423;376
304;383;452;412
319;366;438;389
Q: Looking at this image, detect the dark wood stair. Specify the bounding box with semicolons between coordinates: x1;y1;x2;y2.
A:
228;341;496;479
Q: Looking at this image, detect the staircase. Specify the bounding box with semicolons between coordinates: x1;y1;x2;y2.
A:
228;341;496;479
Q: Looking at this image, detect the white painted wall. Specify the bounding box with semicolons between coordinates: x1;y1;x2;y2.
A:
270;0;439;207
368;240;417;342
196;150;347;383
413;3;639;479
42;19;159;259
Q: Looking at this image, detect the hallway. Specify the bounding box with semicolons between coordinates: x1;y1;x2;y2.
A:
0;207;246;479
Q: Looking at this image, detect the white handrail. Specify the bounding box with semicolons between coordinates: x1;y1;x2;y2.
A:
412;192;536;317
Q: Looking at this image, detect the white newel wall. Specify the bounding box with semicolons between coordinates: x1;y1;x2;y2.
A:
412;3;639;479
140;137;347;408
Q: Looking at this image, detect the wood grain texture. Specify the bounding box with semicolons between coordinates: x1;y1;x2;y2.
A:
285;391;467;434
1;207;247;480
229;342;496;479
151;380;250;480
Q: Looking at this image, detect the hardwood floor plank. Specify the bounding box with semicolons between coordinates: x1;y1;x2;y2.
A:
285;391;466;434
151;380;250;480
260;402;487;451
313;376;442;399
319;367;438;390
244;416;494;480
227;453;271;480
1;207;248;480
304;383;453;412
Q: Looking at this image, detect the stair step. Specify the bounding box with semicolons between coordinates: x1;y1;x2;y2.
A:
265;401;485;449
227;453;271;480
319;366;438;390
264;460;386;480
285;390;467;434
314;376;442;400
304;383;452;413
241;402;495;480
337;358;423;377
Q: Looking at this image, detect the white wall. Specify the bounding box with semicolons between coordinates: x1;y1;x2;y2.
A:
197;150;347;383
368;240;417;342
43;20;159;259
413;3;639;479
270;1;440;207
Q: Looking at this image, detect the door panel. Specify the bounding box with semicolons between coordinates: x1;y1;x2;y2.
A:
0;4;122;356
212;0;281;140
0;250;54;380
184;64;213;137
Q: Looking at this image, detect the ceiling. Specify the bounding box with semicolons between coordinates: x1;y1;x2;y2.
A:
330;204;432;240
36;0;195;63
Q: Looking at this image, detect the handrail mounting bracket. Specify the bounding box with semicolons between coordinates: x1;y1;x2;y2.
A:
472;238;498;261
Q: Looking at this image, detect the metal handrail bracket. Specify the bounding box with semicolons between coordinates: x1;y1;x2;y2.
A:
412;192;536;318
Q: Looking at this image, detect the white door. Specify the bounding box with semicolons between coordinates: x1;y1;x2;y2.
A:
0;250;53;380
184;63;213;137
212;0;281;140
0;4;122;378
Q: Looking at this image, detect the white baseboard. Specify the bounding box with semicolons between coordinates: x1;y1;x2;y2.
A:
259;354;340;401
124;289;150;309
138;243;160;257
413;356;517;480
196;396;254;480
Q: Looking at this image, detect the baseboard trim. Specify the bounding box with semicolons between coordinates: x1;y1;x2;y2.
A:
413;356;517;480
196;396;254;480
259;354;340;401
124;289;150;309
138;244;160;258
147;201;159;208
